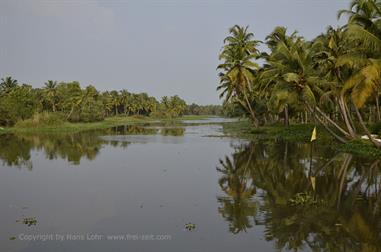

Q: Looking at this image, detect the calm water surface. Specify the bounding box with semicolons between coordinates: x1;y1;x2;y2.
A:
0;118;380;251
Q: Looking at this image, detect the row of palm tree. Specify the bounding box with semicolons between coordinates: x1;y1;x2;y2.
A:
218;0;381;148
0;77;215;125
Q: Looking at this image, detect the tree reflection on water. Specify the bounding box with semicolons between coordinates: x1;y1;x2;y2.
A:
217;140;381;251
0;125;185;168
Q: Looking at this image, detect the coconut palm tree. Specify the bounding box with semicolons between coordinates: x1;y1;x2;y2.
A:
0;76;18;94
110;90;120;116
259;27;348;139
338;0;381;147
119;89;130;115
312;26;360;139
43;80;58;112
217;25;261;127
259;27;305;127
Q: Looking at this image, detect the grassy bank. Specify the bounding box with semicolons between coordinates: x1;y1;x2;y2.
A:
3;115;211;134
222;120;381;158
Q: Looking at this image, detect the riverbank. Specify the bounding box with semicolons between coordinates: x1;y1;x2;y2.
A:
3;116;381;158
0;115;211;134
222;120;381;158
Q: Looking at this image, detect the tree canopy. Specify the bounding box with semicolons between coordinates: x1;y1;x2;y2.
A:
217;0;381;148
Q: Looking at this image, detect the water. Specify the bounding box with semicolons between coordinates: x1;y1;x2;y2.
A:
0;118;380;251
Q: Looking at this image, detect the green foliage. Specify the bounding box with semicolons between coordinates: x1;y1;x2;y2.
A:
152;95;187;119
337;139;381;158
0;77;206;126
217;25;261;125
16;217;37;227
0;83;40;126
215;1;381;149
288;193;324;207
185;103;223;115
184;223;196;231
369;121;381;134
222;120;381;158
15;112;65;128
222;101;246;117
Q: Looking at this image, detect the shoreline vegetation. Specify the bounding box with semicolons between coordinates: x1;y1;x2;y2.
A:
215;1;381;158
0;115;212;134
2;113;381;158
222;119;381;158
0;78;225;129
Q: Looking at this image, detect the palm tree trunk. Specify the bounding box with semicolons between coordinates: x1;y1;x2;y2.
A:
314;105;351;138
314;113;347;143
353;103;381;148
305;111;308;123
369;106;373;123
306;105;347;143
67;105;75;120
242;92;258;127
346;102;357;132
376;92;381;121
284;105;289;127
338;94;356;138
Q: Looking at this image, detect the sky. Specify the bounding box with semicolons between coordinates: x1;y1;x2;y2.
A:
0;0;350;105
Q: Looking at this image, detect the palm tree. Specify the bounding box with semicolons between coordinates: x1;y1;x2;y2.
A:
110;90;120;116
217;25;261;127
312;26;360;139
260;27;339;133
0;76;18;93
63;82;84;120
259;27;305;127
338;0;381;147
101;91;113;117
119;89;130;115
43;80;58;112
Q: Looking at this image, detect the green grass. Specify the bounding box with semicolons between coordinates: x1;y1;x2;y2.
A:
222;120;331;143
336;140;381;158
222;120;381;158
4;115;212;134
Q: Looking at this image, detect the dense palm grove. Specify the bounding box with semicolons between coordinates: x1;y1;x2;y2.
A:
218;0;381;148
0;78;222;126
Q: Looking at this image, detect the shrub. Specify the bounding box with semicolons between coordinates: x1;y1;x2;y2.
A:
15;112;65;128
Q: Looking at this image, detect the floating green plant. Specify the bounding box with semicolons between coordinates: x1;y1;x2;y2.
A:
16;217;37;227
185;223;196;231
288;193;323;206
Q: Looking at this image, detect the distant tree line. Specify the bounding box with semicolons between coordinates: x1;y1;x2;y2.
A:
0;77;223;126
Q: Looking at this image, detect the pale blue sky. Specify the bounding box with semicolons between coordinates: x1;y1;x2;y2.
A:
0;0;349;105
